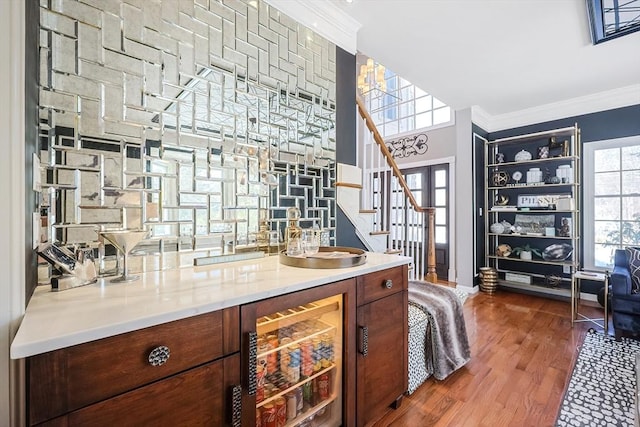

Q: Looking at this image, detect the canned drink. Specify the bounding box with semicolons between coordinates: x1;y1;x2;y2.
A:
257;338;268;369
262;402;276;427
256;407;262;427
312;338;322;372
321;334;334;362
266;334;279;374
318;367;330;401
274;397;286;427
295;386;303;413
300;340;313;377
256;364;265;403
303;380;313;405
287;344;301;383
279;337;292;373
286;392;297;420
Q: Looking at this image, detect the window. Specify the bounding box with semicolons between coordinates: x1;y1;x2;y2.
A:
358;57;452;138
587;0;640;44
584;136;640;269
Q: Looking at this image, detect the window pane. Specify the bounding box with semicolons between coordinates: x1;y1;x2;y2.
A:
433;96;446;109
433;107;451;124
383;121;398;137
415;87;427;98
415;95;432;113
594;220;619;244
594;243;617;268
435;207;446;225
400;86;413;101
621;221;640;245
399;117;414;134
416;112;432;129
435;188;446;206
594;172;620;195
622;145;640;170
435;225;447;244
406;173;421;188
622;197;640;220
594;197;620;220
594;148;620;172
434;170;446;187
622;170;640;194
412;191;422;205
398;102;414;117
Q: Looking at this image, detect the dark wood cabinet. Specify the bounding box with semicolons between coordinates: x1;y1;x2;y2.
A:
356;265;408;426
25;265;408;427
28;307;240;426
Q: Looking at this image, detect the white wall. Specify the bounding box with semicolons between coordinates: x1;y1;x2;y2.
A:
0;1;26;426
391;125;457;167
454;108;476;291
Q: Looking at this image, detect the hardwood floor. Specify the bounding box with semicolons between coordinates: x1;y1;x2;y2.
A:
372;288;611;427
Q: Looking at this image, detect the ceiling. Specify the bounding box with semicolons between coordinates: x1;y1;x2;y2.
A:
329;0;640;121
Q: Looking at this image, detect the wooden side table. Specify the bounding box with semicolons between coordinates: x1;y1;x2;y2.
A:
571;271;609;333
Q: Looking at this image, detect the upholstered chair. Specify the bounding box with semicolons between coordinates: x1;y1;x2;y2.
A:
610;248;640;339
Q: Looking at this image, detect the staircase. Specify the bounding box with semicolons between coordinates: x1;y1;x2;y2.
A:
336;97;437;282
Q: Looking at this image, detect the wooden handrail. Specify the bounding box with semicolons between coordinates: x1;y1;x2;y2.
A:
356;96;437;282
356;96;435;214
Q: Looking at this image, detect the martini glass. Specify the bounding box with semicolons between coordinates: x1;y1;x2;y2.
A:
99;229;149;283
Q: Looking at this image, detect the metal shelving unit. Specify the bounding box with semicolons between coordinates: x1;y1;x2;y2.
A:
484;124;581;297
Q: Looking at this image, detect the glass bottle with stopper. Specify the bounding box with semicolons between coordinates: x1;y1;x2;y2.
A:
285;207;303;256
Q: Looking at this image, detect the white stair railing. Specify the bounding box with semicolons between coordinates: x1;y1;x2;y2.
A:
354;97;436;282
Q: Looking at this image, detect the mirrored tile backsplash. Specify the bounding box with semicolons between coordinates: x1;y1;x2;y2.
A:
37;0;337;276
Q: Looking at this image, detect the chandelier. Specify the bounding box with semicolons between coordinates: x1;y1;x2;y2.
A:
357;58;390;97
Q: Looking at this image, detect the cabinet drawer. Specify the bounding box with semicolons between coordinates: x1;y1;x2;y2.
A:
356;265;406;306
29;308;238;425
39;355;241;427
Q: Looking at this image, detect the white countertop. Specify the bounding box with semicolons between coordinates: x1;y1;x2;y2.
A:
11;252;410;359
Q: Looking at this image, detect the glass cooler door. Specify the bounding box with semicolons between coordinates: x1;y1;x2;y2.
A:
252;294;344;427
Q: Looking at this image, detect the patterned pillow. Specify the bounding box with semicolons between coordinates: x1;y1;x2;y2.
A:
626;247;640;293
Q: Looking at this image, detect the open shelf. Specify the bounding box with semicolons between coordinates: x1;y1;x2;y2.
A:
257;320;335;359
257;300;339;336
257;363;336;409
488;255;576;267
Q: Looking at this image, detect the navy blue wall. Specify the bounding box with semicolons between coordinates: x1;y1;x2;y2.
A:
479;104;640;295
335;47;365;250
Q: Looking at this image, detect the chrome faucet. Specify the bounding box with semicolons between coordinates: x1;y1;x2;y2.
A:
36;242;98;291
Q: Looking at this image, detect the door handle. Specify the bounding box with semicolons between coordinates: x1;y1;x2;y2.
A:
247;332;257;395
230;384;242;427
359;326;368;357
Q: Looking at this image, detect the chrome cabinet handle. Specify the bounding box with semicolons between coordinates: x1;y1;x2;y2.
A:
247;332;258;395
360;326;368;357
148;345;170;367
231;384;242;427
384;279;393;289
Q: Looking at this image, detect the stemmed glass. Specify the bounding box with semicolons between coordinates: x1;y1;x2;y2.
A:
99;229;149;282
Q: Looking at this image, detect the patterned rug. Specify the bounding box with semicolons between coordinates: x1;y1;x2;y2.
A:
556;330;640;426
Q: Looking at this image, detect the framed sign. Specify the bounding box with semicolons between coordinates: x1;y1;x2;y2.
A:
516;194;567;208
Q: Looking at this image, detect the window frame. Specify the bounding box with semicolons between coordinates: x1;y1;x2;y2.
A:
583;134;640;270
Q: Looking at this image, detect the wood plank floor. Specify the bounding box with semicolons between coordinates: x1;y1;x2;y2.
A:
371;288;611;427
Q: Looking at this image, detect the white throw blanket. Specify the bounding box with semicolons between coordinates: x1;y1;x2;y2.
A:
408;280;471;380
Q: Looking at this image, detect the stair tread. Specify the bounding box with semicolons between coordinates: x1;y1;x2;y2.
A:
369;230;391;236
359;209;377;213
335;182;363;189
385;249;402;254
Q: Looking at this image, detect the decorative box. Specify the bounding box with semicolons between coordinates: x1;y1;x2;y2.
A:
505;272;532;284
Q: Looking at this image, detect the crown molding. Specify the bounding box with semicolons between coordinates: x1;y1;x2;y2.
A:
472;84;640;133
264;0;361;54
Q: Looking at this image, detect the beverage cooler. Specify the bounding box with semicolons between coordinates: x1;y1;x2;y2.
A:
241;279;355;427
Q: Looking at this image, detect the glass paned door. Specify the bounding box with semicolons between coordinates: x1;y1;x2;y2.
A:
403;164;450;279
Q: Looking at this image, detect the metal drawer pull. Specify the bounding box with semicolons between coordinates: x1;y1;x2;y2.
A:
231;384;242;427
360;326;368;357
384;279;393;289
148;345;170;366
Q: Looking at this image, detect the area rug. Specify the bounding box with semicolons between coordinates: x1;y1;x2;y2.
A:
556;330;640;426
